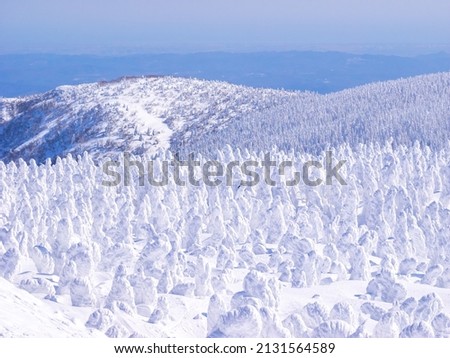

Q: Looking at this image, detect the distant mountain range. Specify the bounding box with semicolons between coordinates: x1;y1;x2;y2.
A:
1;51;449;97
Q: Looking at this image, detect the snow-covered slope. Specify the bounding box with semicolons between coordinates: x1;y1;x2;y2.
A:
179;72;450;156
0;76;299;163
0;277;102;337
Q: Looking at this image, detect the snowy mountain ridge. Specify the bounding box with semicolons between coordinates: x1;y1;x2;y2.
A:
2;72;450;164
0;76;300;163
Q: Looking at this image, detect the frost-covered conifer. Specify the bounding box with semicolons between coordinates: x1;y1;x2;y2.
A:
148;296;169;323
105;264;135;312
300;302;330;329
207;294;227;336
194;256;212;296
349;246;370;281
282;314;309;338
216;305;262;338
0;248;21;279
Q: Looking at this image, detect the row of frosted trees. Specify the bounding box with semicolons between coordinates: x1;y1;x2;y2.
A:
1;141;450;337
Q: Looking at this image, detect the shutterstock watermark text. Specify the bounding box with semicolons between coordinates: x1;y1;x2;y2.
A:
101;151;347;187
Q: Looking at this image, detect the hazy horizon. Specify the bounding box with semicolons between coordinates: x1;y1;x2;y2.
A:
1;0;449;55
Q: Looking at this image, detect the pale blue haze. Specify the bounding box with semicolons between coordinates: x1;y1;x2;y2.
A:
1;0;449;53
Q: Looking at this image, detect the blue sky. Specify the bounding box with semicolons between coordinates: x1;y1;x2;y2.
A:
1;0;449;54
